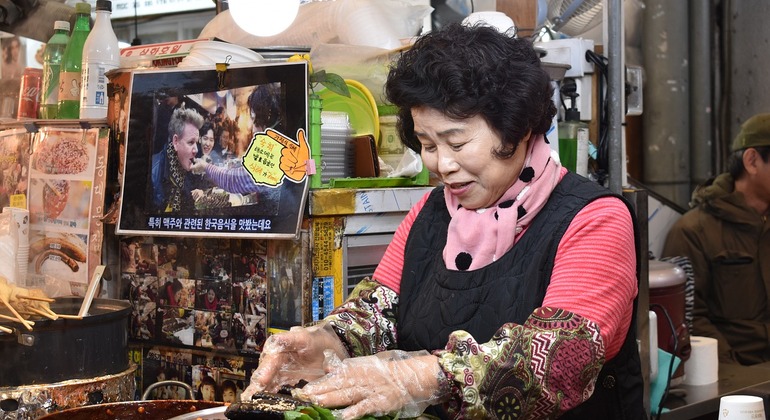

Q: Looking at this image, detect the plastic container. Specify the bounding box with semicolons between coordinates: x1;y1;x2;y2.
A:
57;1;91;119
79;0;119;119
39;20;70;119
649;259;692;385
558;108;588;173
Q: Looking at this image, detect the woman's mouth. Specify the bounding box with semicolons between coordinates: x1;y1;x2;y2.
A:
446;181;471;195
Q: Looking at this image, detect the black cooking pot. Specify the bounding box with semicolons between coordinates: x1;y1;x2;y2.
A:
37;400;224;420
0;297;131;386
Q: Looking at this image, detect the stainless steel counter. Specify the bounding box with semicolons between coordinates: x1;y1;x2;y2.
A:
660;362;770;419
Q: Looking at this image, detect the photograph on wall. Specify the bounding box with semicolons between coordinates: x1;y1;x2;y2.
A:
196;279;231;312
121;237;159;276
192;365;219;402
0;129;30;209
268;232;309;330
159;306;194;346
116;62;309;238
158;276;195;308
237;313;267;354
126;273;159;340
142;347;193;400
196;238;232;281
157;239;196;279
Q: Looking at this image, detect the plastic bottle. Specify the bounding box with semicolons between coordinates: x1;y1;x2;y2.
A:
79;0;119;119
57;1;91;119
39;20;70;119
558;106;588;173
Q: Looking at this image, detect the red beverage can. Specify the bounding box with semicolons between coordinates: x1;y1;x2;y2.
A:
17;67;43;119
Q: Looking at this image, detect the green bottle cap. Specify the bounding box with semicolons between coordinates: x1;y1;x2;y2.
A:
75;2;91;14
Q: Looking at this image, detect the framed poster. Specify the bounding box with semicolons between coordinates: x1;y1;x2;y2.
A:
116;62;309;238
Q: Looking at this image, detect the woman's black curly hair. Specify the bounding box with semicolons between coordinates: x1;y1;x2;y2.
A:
384;23;556;159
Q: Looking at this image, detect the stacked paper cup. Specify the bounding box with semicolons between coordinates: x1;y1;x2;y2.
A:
4;207;29;286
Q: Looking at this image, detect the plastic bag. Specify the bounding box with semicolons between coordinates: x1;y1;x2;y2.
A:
199;0;432;50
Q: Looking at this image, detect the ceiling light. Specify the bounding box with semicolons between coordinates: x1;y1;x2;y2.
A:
228;0;300;37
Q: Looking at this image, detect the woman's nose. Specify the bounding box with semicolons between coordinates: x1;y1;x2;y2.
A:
437;150;458;174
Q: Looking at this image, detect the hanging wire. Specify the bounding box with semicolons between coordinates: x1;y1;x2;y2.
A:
585;49;609;184
650;303;679;420
131;0;141;46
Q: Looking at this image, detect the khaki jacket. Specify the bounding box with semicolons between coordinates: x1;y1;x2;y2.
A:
663;173;770;364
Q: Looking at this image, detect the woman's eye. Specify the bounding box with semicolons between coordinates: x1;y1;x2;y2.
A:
421;144;436;152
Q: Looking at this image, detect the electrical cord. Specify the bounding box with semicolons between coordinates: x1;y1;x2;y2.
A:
650;303;679;420
584;49;609;185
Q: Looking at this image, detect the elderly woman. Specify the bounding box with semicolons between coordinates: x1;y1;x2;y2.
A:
245;23;643;419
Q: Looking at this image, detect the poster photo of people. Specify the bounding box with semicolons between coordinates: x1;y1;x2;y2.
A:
116;62;309;238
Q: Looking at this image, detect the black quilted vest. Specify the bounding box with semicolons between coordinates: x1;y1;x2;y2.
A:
397;172;646;419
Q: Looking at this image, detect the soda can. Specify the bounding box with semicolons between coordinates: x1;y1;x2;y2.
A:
17;67;43;119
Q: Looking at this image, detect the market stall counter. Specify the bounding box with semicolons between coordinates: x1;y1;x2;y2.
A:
661;361;770;419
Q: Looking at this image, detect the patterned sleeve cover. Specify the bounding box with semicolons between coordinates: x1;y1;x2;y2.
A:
326;280;606;419
326;278;400;356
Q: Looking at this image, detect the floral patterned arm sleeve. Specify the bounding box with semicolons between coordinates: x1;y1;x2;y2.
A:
437;307;605;419
323;278;400;357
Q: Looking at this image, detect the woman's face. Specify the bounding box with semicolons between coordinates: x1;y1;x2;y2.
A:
412;106;528;210
207;289;216;303
200;129;215;155
173;123;200;171
222;388;236;403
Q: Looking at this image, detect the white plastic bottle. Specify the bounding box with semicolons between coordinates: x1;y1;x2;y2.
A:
79;0;119;119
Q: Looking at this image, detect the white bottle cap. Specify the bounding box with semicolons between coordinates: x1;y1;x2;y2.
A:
54;20;70;32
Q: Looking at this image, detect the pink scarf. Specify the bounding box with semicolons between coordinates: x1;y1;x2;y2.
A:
443;134;562;271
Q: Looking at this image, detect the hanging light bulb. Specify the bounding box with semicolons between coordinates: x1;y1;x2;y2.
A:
228;0;301;37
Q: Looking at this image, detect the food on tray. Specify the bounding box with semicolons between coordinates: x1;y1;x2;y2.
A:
34;136;90;175
43;179;70;219
224;393;306;420
194;189;233;210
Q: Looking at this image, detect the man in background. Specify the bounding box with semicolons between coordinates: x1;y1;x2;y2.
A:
151;106;203;213
663;113;770;365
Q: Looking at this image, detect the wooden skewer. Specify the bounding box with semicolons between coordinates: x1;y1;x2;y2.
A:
16;294;55;303
30;307;57;320
54;314;82;320
0;325;12;334
0;313;33;326
0;296;33;331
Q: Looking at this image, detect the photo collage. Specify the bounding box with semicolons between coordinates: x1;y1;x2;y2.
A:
123;233;309;399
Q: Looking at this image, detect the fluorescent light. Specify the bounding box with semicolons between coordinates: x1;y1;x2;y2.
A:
228;0;300;37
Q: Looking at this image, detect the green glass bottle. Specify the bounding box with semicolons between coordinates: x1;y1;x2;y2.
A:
39;20;70;119
57;2;91;119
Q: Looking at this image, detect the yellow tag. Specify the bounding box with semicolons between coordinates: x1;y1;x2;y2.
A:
9;194;26;209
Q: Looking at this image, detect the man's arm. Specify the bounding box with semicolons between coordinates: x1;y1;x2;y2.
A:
662;217;737;363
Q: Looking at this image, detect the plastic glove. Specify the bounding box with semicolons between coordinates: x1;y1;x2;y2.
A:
294;349;449;420
241;322;349;400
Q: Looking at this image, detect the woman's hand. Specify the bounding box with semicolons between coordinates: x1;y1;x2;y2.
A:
295;350;449;420
242;322;349;399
